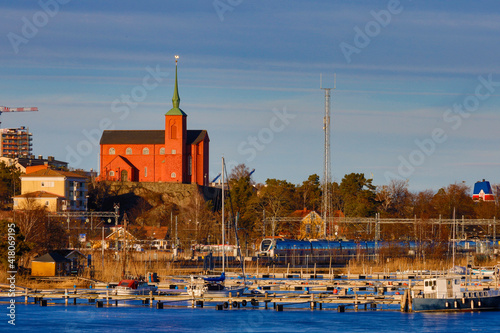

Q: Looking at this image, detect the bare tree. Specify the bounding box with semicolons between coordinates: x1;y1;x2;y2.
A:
15;195;46;243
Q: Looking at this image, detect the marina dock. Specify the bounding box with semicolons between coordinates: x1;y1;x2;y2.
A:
3;271;498;313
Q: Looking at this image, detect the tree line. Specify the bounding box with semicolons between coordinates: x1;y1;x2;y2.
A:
225;164;499;242
1;161;498;260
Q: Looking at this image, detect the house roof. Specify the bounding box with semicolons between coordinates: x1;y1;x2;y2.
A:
290;209;315;218
138;226;169;240
14;191;65;199
54;249;86;258
20;168;87;179
473;181;493;195
32;252;71;263
106;227;138;241
290;209;344;219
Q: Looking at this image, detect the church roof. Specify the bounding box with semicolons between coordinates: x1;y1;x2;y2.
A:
106;155;137;169
187;130;209;145
100;130;164;144
100;130;208;145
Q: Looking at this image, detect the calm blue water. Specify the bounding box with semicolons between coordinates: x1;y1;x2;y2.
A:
3;302;500;332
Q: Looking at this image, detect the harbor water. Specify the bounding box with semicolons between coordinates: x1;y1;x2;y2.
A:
4;302;500;332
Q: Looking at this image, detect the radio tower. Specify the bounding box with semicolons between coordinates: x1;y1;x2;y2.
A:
321;74;335;238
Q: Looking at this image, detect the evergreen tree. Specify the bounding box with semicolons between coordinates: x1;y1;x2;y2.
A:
339;173;377;217
0;162;21;209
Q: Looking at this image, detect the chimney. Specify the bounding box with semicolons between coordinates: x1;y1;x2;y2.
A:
48;156;54;162
38;155;43;160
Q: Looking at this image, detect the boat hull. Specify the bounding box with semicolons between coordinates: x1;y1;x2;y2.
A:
187;286;246;298
413;295;500;312
114;288;157;296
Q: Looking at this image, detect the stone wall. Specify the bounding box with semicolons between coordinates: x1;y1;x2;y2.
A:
104;181;221;208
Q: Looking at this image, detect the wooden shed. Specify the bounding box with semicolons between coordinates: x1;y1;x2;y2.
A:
31;252;71;277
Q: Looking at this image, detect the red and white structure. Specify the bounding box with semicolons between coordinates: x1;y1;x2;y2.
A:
0;106;38;125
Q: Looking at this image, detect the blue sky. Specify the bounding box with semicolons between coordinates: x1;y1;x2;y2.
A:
1;0;499;192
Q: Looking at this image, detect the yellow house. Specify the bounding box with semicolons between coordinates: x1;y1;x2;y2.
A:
14;168;88;212
13;191;65;211
298;211;325;240
31;252;71;277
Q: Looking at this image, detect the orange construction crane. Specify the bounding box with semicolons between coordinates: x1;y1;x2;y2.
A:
0;106;38;125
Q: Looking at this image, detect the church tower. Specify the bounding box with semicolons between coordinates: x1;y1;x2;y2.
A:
164;55;187;182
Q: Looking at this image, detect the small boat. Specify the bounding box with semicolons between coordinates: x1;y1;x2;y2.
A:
113;279;158;296
471;268;496;276
187;272;246;298
412;277;500;312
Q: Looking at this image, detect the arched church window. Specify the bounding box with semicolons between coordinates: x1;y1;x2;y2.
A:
126;147;132;155
159;147;165;155
143;147;149;155
109;148;115;155
171;123;177;139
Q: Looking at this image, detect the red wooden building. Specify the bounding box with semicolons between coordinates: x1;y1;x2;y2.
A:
99;60;209;185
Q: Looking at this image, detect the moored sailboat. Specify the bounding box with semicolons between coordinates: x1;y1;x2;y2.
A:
187;157;247;297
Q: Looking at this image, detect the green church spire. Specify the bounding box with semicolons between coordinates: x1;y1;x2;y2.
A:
166;55;187;116
172;55;180;108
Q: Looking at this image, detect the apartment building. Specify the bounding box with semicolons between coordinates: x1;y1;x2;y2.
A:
0;127;32;157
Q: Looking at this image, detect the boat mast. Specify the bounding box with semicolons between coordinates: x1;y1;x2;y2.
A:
452;207;456;268
222;157;225;273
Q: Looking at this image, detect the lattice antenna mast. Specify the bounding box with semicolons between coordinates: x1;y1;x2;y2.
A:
321;74;335;238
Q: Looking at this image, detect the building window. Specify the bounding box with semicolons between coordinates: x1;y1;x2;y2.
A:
109;148;115;155
143;147;149;155
41;181;54;188
171;149;176;154
45;201;49;206
109;171;115;177
126;147;132;155
306;224;311;233
144;167;148;178
188;155;192;176
171;172;176;178
159;147;165;155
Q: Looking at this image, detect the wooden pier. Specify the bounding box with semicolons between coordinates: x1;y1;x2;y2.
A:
2;271;497;312
4;288;402;312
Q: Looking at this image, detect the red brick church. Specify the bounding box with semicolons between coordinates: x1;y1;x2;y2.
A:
99;58;209;185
